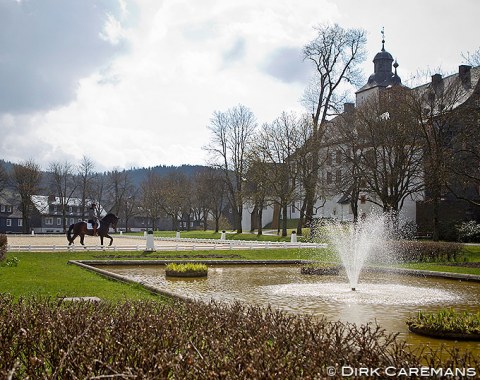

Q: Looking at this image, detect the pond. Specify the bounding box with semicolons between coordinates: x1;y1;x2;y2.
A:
101;264;480;352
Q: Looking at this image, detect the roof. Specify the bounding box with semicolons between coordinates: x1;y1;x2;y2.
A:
30;195;107;216
412;65;480;112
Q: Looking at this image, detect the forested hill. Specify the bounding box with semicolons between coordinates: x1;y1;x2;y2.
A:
122;165;209;187
0;159;209;189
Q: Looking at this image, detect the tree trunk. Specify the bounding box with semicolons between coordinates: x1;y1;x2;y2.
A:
432;196;440;241
281;204;288;237
296;199;307;236
235;205;243;233
257;207;263;236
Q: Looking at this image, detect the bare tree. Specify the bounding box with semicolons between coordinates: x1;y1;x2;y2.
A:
49;160;78;232
106;169;134;218
448;100;480;206
140;171;164;230
301;23;367;226
328;105;364;223
252;112;301;237
156;172;192;231
122;191;140;232
462;47;480;66
244;158;271;235
205;104;257;233
77;156;96;218
356;87;424;229
194;168;224;231
409;71;472;240
0;162;7;193
10;159;42;233
195;168;227;233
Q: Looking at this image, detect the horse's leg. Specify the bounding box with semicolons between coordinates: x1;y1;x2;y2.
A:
100;235;104;246
107;234;113;246
69;233;78;246
80;233;85;246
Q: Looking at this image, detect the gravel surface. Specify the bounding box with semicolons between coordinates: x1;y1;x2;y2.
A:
5;234;217;249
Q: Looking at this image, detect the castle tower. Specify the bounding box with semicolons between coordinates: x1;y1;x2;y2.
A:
356;28;402;105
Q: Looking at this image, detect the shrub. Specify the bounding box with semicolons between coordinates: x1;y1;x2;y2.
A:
0;234;6;262
0;296;478;378
388;240;463;263
457;221;480;243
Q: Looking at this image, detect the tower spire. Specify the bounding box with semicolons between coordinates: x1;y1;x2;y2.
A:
381;27;385;51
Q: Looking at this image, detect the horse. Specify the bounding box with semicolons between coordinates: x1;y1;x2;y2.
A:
67;213;119;247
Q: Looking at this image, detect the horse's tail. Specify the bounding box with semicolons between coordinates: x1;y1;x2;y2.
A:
67;224;74;242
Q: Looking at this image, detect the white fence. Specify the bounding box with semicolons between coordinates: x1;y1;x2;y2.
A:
6;234;327;252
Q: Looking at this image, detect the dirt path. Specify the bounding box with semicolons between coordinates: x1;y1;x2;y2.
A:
5;234;219;250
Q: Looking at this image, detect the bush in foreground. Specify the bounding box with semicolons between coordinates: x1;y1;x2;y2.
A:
0;295;478;379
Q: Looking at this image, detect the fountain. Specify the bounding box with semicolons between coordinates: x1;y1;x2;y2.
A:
96;212;479;350
322;213;389;291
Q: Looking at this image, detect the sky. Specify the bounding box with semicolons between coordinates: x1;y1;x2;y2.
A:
0;0;479;172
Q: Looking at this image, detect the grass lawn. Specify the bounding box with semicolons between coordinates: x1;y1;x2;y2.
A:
0;251;164;301
125;229;314;242
399;245;480;275
0;247;332;300
1;243;479;300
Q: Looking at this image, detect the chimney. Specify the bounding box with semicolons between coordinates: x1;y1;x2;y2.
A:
459;65;472;87
343;102;355;113
431;73;443;96
431;73;442;86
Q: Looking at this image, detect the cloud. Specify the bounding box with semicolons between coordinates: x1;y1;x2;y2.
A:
223;38;246;65
262;46;310;84
0;0;129;114
1;0;478;171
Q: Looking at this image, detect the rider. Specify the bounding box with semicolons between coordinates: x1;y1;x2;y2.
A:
88;203;98;236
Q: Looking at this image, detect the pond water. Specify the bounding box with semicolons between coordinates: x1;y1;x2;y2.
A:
101;264;480;352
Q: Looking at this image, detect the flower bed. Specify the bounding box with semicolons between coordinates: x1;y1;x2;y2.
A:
407;308;480;341
165;262;208;278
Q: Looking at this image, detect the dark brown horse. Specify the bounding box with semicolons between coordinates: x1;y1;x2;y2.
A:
67;213;119;246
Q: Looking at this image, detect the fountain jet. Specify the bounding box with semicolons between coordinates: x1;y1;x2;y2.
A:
325;214;388;291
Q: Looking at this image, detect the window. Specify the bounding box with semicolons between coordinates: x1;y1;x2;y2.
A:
18;219;23;227
68;206;73;213
0;205;4;212
336;150;342;164
6;219;11;227
326;172;333;185
6;205;12;213
57;217;62;226
326;153;332;166
360;195;366;204
45;217;53;225
335;170;342;184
